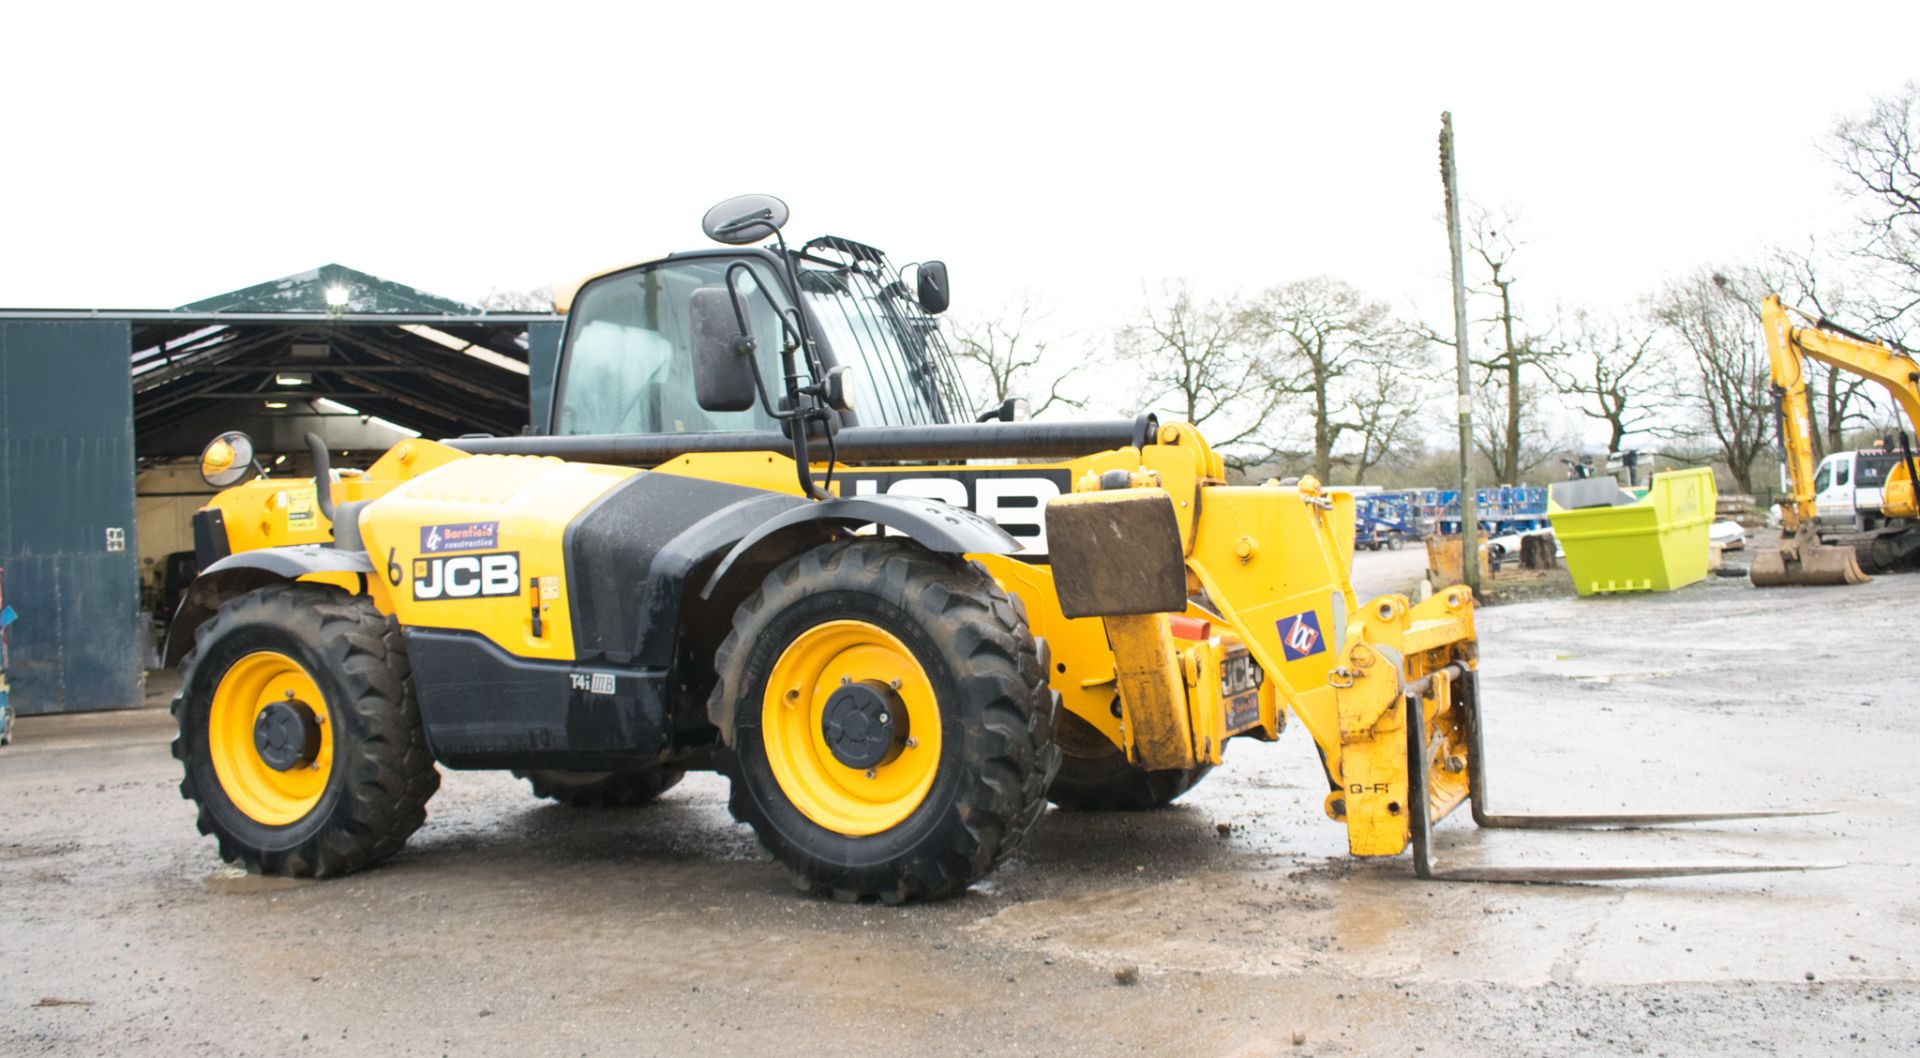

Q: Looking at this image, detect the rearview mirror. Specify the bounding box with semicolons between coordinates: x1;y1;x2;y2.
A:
701;194;790;246
689;287;758;412
199;430;258;488
916;260;950;315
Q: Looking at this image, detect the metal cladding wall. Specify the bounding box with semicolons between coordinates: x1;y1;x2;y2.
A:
0;321;144;714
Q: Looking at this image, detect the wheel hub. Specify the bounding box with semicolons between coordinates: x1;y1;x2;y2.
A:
820;681;906;770
253;698;321;771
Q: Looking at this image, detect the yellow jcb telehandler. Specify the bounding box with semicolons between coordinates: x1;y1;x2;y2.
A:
1751;295;1920;586
166;196;1831;901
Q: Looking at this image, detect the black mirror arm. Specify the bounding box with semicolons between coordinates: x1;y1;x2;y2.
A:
726;247;837;502
721;261;806;425
713;210;777;241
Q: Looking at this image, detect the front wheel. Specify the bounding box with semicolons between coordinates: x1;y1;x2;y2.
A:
172;584;439;877
713;540;1058;903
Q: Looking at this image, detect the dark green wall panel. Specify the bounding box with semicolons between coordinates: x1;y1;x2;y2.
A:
0;321;143;714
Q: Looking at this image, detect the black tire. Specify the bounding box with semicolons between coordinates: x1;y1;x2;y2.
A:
513;766;686;808
172;583;439;877
1046;709;1211;810
712;540;1058;903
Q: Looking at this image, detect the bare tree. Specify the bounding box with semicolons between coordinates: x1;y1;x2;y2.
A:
1420;207;1560;483
1652;268;1774;494
1247;276;1402;482
1548;309;1675;456
1342;348;1427;484
1111;282;1288;465
1469;210;1563;483
947;296;1083;418
1828;81;1920;335
478;286;555;312
1468;376;1559;482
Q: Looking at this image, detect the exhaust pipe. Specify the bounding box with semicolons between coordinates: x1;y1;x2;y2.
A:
304;432;336;524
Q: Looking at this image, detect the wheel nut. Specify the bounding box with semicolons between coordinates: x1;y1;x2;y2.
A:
890;679;902;690
865;768;876;779
905;737;917;748
840;675;851;686
878;713;889;724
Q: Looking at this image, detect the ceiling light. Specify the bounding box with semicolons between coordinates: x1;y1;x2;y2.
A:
324;285;351;308
273;454;287;465
275;372;311;387
265;400;289;410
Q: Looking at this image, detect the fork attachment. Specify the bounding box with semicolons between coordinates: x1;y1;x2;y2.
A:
1400;668;1839;883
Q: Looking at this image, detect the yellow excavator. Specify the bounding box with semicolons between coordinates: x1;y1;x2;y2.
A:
1751;295;1920;587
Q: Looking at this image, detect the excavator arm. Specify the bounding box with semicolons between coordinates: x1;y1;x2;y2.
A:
1752;295;1920;585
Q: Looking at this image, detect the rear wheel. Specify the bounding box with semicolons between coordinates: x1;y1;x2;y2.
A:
172;583;438;877
514;767;686;808
1047;709;1211;810
713;540;1057;903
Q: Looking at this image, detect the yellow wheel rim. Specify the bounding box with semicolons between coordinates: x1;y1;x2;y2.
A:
760;620;942;836
208;650;334;826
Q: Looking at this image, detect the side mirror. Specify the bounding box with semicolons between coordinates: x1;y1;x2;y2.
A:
701;194;790;246
916;260;951;315
199;430;258;488
689;286;758;412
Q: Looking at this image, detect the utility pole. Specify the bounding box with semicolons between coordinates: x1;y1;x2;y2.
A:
1439;112;1480;594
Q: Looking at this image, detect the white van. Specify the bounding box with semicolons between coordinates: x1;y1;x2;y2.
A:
1811;449;1908;531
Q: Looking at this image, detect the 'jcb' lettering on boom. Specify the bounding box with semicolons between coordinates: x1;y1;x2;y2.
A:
413;552;521;600
839;470;1070;555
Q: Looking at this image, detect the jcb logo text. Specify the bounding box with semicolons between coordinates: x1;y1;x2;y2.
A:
413;551;520;601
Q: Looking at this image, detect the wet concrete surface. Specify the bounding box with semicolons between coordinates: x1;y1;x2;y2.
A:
3;548;1916;1056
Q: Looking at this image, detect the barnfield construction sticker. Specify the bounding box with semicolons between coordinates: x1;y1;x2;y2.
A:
421;521;499;554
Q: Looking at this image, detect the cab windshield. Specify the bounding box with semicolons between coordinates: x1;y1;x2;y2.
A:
796;237;972;428
554;241;973;438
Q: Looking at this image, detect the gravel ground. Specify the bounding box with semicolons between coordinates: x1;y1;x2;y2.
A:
2;546;1915;1057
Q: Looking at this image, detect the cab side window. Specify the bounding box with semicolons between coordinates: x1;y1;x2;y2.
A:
1814;463;1832;492
1836;462;1851;488
556;259;787;436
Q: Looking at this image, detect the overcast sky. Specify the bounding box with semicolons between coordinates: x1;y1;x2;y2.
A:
5;2;1916;392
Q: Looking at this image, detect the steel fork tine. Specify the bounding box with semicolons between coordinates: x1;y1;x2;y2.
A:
1404;679;1842;884
1457;670;1836;829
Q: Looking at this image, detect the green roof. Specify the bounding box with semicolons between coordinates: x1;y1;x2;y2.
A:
177;264;477;315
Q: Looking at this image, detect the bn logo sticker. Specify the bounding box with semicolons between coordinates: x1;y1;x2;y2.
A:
1277;610;1325;661
413;551;520;600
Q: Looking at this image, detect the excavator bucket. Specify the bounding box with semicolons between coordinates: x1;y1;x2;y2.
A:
1748;542;1871;587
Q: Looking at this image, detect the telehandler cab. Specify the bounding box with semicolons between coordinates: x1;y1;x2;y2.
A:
168;196;1832;901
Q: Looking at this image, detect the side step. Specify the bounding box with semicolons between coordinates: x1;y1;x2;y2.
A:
1404;669;1843;883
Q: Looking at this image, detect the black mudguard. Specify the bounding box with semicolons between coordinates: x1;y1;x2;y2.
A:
164;547;375;668
699;494;1019;600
